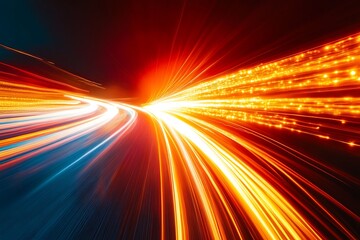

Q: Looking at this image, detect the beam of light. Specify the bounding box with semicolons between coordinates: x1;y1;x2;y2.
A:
0;61;139;238
145;33;360;239
149;34;360;147
0;70;137;170
0;33;359;239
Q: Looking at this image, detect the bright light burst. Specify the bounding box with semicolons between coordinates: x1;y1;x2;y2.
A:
144;33;360;239
0;33;359;239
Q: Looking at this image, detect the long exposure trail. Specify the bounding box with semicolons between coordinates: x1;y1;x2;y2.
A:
0;33;359;239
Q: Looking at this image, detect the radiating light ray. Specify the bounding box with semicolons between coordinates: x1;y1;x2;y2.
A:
0;33;359;240
145;33;360;239
149;34;360;147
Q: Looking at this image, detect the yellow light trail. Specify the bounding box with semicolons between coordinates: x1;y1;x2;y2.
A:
145;33;360;239
0;33;359;239
150;34;360;147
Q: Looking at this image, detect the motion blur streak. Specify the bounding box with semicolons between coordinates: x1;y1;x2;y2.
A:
145;33;360;239
0;86;136;170
151;33;360;147
0;33;359;239
0;70;137;238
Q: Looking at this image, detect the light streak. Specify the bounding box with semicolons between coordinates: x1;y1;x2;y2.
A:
0;33;359;239
0;72;136;170
145;33;360;239
150;34;360;147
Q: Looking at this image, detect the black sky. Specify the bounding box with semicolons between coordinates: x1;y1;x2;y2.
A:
1;0;360;98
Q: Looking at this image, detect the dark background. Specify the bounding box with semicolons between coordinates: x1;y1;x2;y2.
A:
1;0;360;100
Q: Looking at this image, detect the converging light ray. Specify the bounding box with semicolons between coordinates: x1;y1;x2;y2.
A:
0;33;359;239
145;33;360;239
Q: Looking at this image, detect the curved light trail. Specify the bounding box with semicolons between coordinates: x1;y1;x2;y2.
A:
145;33;360;239
0;33;359;239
